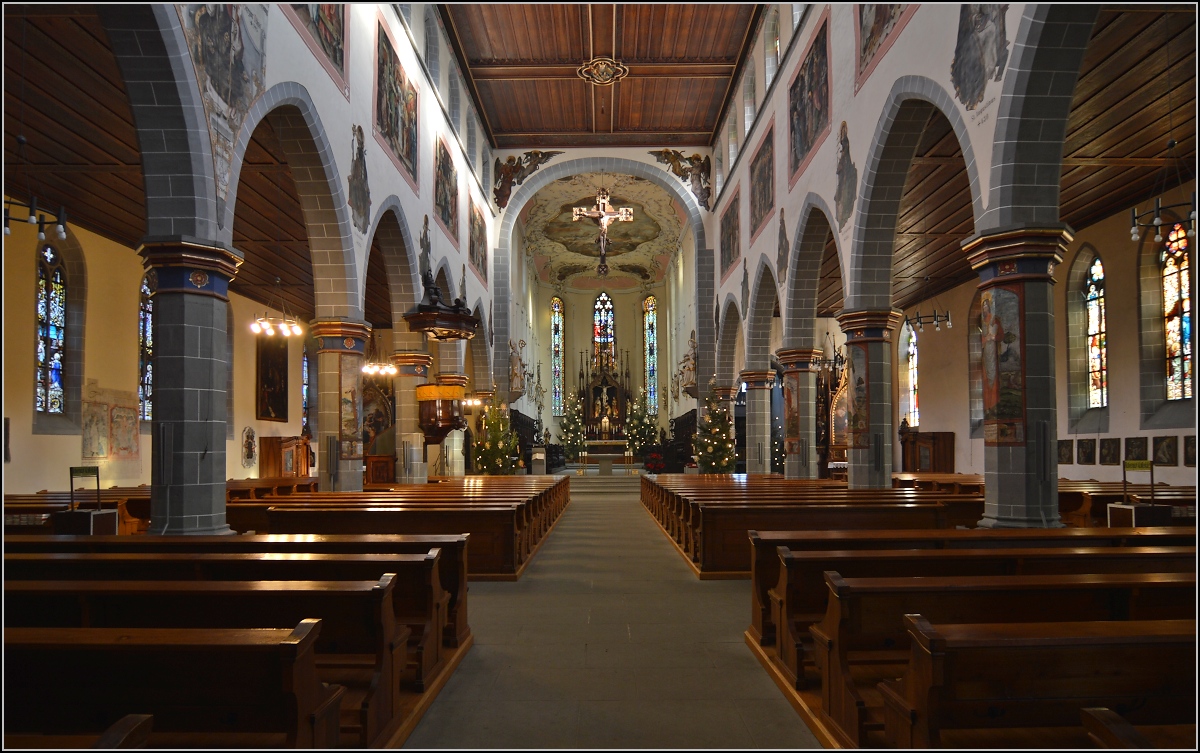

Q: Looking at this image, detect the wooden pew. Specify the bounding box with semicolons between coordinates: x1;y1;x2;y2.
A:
768;544;1197;692
4;532;472;649
4;550;449;693
4;713;155;750
5;576;411;748
4;620;346;748
1080;707;1198;749
877;616;1196;748
808;571;1197;747
746;526;1198;649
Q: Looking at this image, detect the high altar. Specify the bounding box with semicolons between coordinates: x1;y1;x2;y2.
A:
577;348;633;443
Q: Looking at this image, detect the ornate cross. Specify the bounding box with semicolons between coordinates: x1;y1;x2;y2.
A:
573;188;633;276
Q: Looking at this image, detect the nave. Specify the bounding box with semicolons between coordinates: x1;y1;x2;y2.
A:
404;481;821;749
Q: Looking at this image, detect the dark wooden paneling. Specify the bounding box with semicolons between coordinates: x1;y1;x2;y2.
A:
364;239;392;330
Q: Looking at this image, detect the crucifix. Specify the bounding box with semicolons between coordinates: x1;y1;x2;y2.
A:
572;188;633;277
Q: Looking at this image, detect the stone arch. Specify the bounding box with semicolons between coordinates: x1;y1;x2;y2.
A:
434;259;457;301
746;259;780;370
784;193;840;349
31;228;87;436
981;5;1100;233
469;300;492;389
716;296;743;387
495;156;710;398
848;75;983;310
97;5;218;240
365;197;422;346
220;82;360;320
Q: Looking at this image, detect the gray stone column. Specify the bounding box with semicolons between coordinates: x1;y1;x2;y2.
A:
740;370;775;474
391;350;432;482
778;348;821;479
837;309;903;489
310;319;371;491
965;227;1070;528
140;240;242;535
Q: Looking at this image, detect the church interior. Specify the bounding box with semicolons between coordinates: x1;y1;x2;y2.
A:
3;3;1197;749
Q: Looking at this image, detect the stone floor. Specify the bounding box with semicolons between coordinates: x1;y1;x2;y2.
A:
402;487;821;749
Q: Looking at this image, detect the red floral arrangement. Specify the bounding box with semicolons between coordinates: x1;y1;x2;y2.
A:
643;450;666;473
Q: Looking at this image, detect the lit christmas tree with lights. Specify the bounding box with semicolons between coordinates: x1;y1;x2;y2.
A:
557;392;587;462
474;402;521;475
625;388;658;458
694;384;736;473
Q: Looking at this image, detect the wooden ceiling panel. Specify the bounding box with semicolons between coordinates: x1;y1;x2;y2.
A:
616;5;756;62
616;77;724;132
476;79;594;134
816;231;843;319
364;239;392;330
445;5;589;64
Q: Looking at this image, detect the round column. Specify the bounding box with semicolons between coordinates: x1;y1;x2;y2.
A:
836;309;904;489
777;348;822;479
309;319;370;491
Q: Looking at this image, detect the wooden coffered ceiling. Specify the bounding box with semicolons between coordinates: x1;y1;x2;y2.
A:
440;4;763;148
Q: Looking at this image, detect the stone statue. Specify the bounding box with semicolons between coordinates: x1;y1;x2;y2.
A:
418;215;432;277
508;339;526;400
678;332;698;397
777;207;789;283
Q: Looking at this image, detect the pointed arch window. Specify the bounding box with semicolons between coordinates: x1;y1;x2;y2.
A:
449;71;461;130
715;149;724;196
302;343;311;433
36;245;67;414
138;275;154;420
1163;223;1192;400
743;68;756;137
423;11;440;89
728;120;738;165
765;10;781;90
904;324;919;426
1085;258;1107;408
593;292;615;372
643;296;658;415
551;297;564;416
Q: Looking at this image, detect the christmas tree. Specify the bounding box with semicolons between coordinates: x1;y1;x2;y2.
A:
625;388;658;458
694;386;737;473
473;402;521;475
557;392;587;462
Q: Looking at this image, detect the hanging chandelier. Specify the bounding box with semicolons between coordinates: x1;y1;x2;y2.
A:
250;277;303;336
361;329;397;376
904;276;952;333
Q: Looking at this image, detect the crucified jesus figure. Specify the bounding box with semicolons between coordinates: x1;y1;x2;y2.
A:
573;188;633;277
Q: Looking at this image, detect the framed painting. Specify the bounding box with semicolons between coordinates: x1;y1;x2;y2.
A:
1153;436;1178;466
434;137;459;244
256;336;288;422
981;284;1025;445
109;405;139;460
1076;438;1096;465
282;4;349;93
846;343;870;449
1124;436;1147;462
374;20;419;183
749;123;775;242
1099;437;1121;466
854;5;917;91
720;189;740;279
1185;436;1196;467
339;353;363;459
787;15;831;186
1057;439;1073;465
468;197;487;284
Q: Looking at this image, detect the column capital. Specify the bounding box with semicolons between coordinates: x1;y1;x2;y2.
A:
390;351;432;377
776;348;822;372
138;239;243;301
963;226;1072;285
310;319;370;353
436;373;470;387
739;370;776;389
713;385;738;401
473;389;495;403
836;309;903;343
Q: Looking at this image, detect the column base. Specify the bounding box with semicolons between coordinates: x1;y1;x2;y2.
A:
976;515;1066;529
149;521;237;536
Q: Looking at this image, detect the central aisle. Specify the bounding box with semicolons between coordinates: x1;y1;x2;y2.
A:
403;481;821;749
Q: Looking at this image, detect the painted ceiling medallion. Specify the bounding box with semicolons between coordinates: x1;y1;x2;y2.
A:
577;57;629;86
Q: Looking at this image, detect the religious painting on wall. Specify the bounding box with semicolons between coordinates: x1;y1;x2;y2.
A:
1099;437;1121;465
980;284;1025;445
834;121;857;230
749;124;775;242
361;375;395;455
783;371;800;454
468;197;488;284
950;4;1010;111
720;190;740;278
82;402;109;459
1184;435;1196;467
1153;436;1178;466
348;125;371;234
339;354;363;459
1057;439;1073;465
788;19;830;185
375;22;419;180
256;336;288;422
1077;438;1096;465
286;5;346;80
1124;436;1147;462
434;137;459;243
855;5;917;90
109;406;140;460
180;4;269;202
846;343;870;449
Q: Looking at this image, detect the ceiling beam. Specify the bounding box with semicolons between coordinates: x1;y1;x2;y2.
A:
911;156;1195;167
468;62;737;80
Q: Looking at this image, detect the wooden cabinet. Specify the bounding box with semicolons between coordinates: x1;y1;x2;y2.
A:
900;431;954;473
364;455;396;484
259;436;311;478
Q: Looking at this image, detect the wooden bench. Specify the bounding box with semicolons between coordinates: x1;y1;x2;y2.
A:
1080;707;1198;749
4;532;472;649
746;526;1198;649
4;620;345;748
768;544;1197;693
809;571;1197;747
877;616;1196;748
5;576;411;748
4;550;449;693
4;712;155;750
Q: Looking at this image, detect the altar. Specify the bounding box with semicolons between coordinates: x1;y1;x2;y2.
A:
585;439;627;476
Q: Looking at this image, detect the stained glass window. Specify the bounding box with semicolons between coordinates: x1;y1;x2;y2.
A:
907;327;919;426
1085;257;1107;408
551;297;564;416
1163;223;1192;400
643;296;658;415
302;344;311;432
593;292;615;372
138;275;154;421
36;245;66;414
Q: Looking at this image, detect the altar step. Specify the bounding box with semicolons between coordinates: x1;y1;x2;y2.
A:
567;474;642;500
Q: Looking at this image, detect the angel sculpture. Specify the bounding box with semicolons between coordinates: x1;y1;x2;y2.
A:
648;149;712;210
492;150;565;209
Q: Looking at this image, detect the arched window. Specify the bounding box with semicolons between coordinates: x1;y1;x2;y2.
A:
423;11;440;88
715;149;724;196
765;10;780;90
793;3;805;31
36;244;67;414
643;296;658;415
1085;257;1108;408
1162;223;1192;400
551;297;564;416
301;343;311;433
449;71;461;130
397;4;412;26
593;292;615;372
899;322;918;426
743;67;756;137
728;119;738;165
467;115;477;170
138;275;154;421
